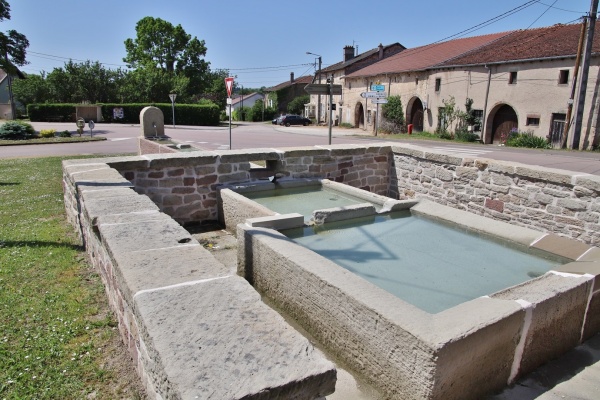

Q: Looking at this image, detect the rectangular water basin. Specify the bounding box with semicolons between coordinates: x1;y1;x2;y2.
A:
237;199;599;400
282;211;565;314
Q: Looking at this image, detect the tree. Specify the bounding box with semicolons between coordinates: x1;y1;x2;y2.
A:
381;95;405;133
0;1;28;74
118;67;189;103
287;95;309;115
123;17;209;99
12;72;50;107
45;60;125;103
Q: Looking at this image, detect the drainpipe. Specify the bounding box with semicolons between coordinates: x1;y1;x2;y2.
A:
482;65;492;143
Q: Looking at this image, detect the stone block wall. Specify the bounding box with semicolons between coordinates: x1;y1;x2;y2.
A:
389;145;600;246
138;137;178;155
118;145;392;225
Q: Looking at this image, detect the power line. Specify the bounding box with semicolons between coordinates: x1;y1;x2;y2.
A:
537;1;591;13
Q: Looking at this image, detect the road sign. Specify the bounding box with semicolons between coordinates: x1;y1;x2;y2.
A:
371;84;385;92
360;91;387;99
371;98;388;104
304;83;342;95
225;77;234;97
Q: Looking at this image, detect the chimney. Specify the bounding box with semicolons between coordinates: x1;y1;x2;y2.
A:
290;72;294;83
378;43;384;60
343;45;355;62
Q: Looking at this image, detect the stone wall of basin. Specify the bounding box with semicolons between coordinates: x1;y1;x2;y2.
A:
389;145;600;246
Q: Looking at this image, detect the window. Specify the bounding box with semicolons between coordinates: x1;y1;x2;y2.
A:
526;117;540;126
559;69;569;85
415;77;419;85
435;78;441;92
509;71;517;84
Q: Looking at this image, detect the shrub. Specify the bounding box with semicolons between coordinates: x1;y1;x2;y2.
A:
506;129;550;149
338;122;353;128
40;129;57;138
381;96;405;133
27;104;77;122
0;121;36;140
455;128;479;142
58;130;72;137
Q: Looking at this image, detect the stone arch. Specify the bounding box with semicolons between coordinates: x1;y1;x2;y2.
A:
486;103;518;144
406;96;424;132
355;102;365;129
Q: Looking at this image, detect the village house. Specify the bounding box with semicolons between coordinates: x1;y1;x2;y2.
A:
224;92;264;119
306;43;405;125
343;21;600;150
264;73;313;116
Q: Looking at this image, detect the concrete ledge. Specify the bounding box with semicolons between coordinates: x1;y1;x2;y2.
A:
411;199;544;248
312;203;376;224
247;213;305;230
134;276;336;399
218;188;277;234
531;234;593;261
492;272;593;378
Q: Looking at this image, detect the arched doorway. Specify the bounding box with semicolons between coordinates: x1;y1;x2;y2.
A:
491;104;518;144
355;102;365;129
408;97;424;132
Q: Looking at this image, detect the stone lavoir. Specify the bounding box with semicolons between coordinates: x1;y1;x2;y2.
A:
62;141;600;399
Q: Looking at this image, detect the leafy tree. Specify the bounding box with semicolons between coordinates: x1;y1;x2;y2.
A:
45;60;125;103
118;67;189;103
287;95;309;115
381;95;405;133
12;72;50;107
436;96;459;138
199;69;230;109
249;99;264;122
123;17;209;99
0;1;28;74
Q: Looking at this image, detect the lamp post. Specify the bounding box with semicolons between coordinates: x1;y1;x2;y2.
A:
169;93;177;128
306;51;322;123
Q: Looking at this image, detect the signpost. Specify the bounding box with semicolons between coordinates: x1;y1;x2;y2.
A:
371;84;385;92
169;93;177;128
305;81;342;145
88;120;95;137
371;98;388;104
360;91;387;98
225;77;235;149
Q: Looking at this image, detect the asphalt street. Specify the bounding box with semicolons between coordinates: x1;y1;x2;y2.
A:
0;122;598;176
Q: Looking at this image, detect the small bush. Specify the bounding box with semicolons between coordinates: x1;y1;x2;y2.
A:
506;130;549;149
40;129;57;138
58;130;71;137
338;122;353;128
455;129;479;142
438;131;453;140
0;121;36;140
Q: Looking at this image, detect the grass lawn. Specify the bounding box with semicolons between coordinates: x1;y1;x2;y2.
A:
0;156;144;399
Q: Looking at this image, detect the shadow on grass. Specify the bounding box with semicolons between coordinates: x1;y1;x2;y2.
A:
0;182;19;186
0;240;83;251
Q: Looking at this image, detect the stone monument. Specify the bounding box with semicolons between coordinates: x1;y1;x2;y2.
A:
140;106;165;138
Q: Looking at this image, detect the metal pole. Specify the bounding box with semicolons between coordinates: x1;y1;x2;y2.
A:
328;74;333;145
229;103;232;149
317;57;322;124
171;100;175;128
375;103;379;136
572;0;598;149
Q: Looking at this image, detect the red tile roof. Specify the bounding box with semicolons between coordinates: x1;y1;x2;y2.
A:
266;75;313;92
346;32;512;78
438;22;600;67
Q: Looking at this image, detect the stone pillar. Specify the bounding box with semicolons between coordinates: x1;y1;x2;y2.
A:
140;106;165;138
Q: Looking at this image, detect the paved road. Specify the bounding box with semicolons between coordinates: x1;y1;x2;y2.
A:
0;122;598;175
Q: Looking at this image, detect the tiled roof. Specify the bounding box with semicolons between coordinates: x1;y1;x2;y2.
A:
437;22;600;67
266;75;313;92
322;43;405;73
345;32;511;78
230;92;263;106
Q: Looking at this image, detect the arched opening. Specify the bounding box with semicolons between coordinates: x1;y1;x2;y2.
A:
354;102;365;129
489;104;518;144
407;97;424;132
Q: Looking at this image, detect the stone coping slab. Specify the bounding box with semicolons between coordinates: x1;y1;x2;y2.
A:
134;276;336;399
531;234;595;261
246;213;305;231
111;245;231;309
82;192;159;226
312;203;377;224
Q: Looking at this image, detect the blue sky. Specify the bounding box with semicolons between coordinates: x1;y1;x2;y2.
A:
3;0;593;89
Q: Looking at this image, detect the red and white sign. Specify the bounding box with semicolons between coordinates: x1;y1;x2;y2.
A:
225;77;234;98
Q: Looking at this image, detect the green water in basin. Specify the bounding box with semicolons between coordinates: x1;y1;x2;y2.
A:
282;211;565;314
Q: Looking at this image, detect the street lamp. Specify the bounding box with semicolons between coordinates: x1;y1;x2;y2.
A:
169;93;177;128
306;51;322;123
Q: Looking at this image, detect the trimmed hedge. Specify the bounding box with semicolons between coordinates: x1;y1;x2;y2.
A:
27;103;220;126
27;104;78;122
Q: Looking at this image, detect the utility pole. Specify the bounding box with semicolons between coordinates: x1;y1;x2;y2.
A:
306;52;322;123
572;0;598;149
561;18;587;149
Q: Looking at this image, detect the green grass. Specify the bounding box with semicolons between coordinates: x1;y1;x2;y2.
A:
0;157;143;399
0;137;106;146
